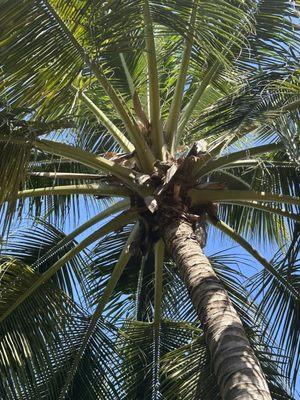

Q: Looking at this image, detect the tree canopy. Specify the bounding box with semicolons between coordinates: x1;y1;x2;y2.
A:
0;0;300;399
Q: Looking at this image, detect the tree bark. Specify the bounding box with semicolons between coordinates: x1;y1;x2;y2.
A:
163;219;272;400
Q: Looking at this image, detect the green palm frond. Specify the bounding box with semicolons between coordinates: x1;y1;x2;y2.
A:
85;225;158;322
0;141;31;217
86;225;135;300
187;69;287;141
17;183;109;229
211;153;299;244
0;0;265;122
57;225;138;398
0;208;137;324
0;258;121;399
217;203;290;246
18;135;124;226
0;126;135;227
219;163;298;199
236;0;299;70
160;333;218;400
0;0;82;115
118;305;292;399
0;101;74;227
249;231;300;386
119;320;199;399
272;110;300;166
0;219;87;303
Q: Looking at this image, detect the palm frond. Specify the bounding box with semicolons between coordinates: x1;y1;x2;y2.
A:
209;151;299;244
1;0;300;396
0;258;121;399
0;209;137;323
248;230;300;387
0;219;87;303
0;0;82;115
272;110;300;166
85;224;155;322
237;0;299;70
187;67;299;142
18;143;123;226
218;202;290;247
0;101;76;228
118;319;199;399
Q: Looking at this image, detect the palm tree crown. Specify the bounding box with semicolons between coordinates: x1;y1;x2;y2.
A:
0;1;300;399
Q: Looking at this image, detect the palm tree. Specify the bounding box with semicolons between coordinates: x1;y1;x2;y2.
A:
0;0;300;399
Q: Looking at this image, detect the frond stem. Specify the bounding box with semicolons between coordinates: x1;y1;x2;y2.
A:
73;87;134;152
35;140;142;191
193;142;282;178
119;53;135;96
28;172;107;180
178;63;220;141
154;239;165;326
165;1;198;151
143;0;164;159
17;184;130;199
189;189;300;207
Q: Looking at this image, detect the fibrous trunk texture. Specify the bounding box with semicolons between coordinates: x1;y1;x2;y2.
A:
163;219;272;400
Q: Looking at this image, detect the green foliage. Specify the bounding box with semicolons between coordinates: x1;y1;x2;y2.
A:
0;219;88;302
0;259;121;399
249;232;300;387
0;0;300;398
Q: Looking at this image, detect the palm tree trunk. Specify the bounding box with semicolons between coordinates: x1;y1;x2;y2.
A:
163;218;272;400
